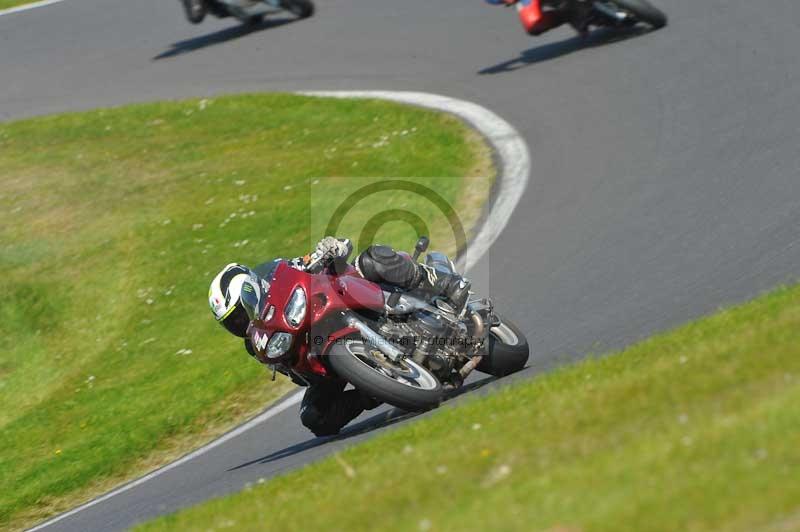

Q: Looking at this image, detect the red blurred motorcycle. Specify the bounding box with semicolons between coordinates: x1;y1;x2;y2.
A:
494;0;667;36
242;237;530;411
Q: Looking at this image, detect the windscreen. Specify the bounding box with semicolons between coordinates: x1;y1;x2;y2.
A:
240;276;267;321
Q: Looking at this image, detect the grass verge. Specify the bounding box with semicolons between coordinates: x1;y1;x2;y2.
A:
139;282;800;532
0;0;45;11
0;93;492;530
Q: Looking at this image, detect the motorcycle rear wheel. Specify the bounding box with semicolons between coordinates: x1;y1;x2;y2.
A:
281;0;314;18
608;0;667;29
328;337;443;412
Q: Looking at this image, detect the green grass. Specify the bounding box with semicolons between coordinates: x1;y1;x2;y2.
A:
0;0;41;10
0;93;491;530
139;283;800;532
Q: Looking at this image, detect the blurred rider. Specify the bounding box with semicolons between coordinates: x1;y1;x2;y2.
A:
208;237;471;436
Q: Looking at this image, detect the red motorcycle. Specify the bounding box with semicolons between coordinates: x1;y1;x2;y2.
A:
242;237;529;411
500;0;667;36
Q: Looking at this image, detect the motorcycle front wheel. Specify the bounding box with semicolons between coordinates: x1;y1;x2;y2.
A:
181;0;207;24
608;0;667;29
328;336;443;412
280;0;314;18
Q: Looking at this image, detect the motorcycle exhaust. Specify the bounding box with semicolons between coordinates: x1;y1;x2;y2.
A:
459;355;484;379
470;310;486;339
346;314;405;362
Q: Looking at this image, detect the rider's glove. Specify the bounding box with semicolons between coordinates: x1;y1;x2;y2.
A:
315;236;353;261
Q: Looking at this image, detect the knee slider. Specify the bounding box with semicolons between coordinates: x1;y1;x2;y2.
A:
300;406;341;436
300;403;324;431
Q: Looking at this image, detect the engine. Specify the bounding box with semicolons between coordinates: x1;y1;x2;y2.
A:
379;310;470;380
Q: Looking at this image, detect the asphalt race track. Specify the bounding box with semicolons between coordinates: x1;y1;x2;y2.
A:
3;0;800;530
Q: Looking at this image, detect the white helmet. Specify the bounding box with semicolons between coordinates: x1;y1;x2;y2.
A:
208;263;264;337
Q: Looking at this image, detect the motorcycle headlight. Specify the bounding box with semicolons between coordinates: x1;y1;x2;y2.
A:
284;287;307;327
266;332;293;359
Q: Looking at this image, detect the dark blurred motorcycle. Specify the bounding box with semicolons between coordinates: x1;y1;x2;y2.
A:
180;0;314;26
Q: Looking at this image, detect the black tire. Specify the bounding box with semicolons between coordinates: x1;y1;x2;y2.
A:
180;0;207;24
281;0;314;18
245;14;265;26
609;0;667;29
207;2;230;17
328;338;443;412
476;317;530;377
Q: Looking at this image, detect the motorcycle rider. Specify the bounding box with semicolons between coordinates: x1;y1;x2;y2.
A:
487;0;593;37
208;237;471;436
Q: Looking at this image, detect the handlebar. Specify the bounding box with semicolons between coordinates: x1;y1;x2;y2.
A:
304;250;326;271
